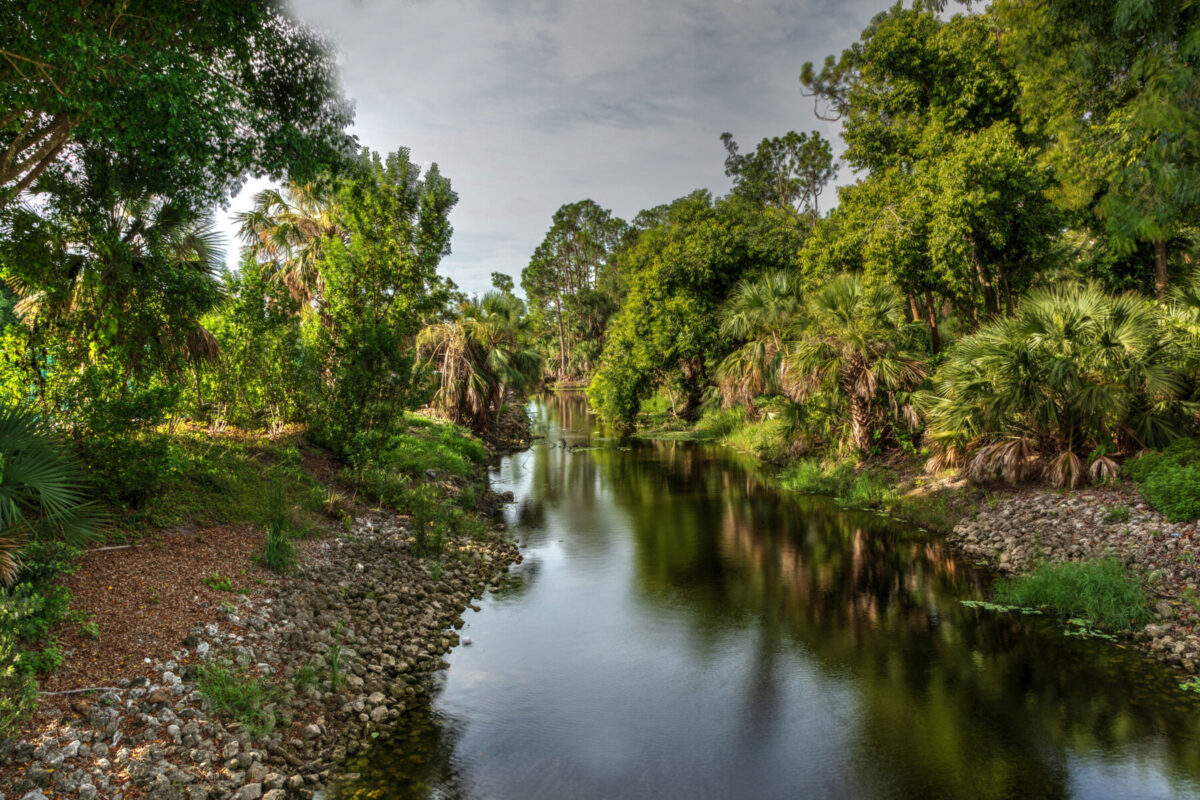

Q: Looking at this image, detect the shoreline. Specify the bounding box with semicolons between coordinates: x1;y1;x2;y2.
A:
0;509;520;800
638;422;1200;687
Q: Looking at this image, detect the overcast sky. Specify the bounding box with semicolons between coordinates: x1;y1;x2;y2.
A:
215;0;893;296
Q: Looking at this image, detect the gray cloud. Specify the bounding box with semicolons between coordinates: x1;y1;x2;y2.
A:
216;0;891;295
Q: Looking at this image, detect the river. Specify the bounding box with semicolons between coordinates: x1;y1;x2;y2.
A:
341;394;1200;800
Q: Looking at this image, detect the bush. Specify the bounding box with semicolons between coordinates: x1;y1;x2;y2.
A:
994;558;1149;630
1124;439;1200;522
80;433;179;509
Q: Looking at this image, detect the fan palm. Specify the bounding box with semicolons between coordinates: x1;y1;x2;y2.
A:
715;270;804;410
417;292;542;433
922;281;1194;486
236;182;343;311
10;188;223;375
781;275;927;455
0;408;103;584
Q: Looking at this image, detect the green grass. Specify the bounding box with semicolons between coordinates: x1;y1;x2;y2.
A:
1124;438;1200;522
1102;504;1131;523
196;661;282;736
106;430;331;541
994;558;1150;630
258;487;298;572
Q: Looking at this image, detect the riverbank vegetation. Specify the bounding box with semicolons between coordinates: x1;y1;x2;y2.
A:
516;1;1200;510
0;1;541;737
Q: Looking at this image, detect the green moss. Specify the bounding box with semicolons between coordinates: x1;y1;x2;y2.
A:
994;558;1150;631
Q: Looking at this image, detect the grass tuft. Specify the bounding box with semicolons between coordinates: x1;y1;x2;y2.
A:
196;661;281;736
994;558;1150;630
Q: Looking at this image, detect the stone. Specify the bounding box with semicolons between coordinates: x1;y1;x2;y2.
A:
240;783;263;800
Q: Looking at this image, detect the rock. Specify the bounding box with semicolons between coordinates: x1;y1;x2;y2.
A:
145;687;173;705
240;785;263;800
262;791;288;800
1156;600;1174;619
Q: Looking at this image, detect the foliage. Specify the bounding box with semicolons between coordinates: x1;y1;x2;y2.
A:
922;281;1196;486
259;487;298;572
0;407;102;583
1124;439;1200;522
590;192;796;423
720;130;837;219
781;274;927;455
310;148;457;455
994;558;1150;631
196;660;282;737
0;0;353;207
522;200;630;378
417;292;542;434
996;0;1200;297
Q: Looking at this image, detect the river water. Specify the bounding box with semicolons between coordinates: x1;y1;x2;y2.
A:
342;395;1200;800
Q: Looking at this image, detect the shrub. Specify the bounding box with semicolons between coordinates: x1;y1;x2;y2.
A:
994;558;1149;630
1124;439;1200;522
779;458;855;496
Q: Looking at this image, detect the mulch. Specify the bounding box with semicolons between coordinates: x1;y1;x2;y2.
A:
41;524;277;693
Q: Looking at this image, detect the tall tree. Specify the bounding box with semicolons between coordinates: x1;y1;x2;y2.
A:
522;200;629;378
995;0;1200;297
0;1;353;208
800;3;1059;334
720;131;837;221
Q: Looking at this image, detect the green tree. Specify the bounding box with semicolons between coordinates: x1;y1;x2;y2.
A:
0;1;353;207
589;192;786;423
922;282;1196;486
996;0;1200;297
311;147;458;452
417;292;542;434
800;4;1059;336
781;274;926;455
720;130;837;220
715;270;804;411
522;200;630;379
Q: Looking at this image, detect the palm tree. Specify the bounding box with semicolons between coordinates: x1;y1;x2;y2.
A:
781;275;927;455
236;182;343;311
417;292;542;433
10;188;223;379
922;281;1194;486
0;408;103;584
715;270;804;411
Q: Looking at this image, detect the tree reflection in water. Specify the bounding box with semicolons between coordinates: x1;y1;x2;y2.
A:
337;395;1200;800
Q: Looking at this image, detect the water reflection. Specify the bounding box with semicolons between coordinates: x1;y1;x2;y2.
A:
340;395;1200;800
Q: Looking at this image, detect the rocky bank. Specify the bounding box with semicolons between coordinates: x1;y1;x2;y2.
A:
949;487;1200;676
0;509;520;800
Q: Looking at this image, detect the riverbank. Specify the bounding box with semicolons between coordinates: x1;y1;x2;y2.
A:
637;408;1200;686
0;420;522;800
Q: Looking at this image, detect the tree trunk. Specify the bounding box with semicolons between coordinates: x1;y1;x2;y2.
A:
907;294;920;323
1155;239;1169;299
924;290;940;355
849;392;873;455
679;357;706;422
553;293;568;379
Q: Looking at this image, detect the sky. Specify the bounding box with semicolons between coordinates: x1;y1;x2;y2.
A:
215;0;894;297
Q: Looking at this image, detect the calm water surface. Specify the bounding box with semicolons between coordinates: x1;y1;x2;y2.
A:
341;395;1200;800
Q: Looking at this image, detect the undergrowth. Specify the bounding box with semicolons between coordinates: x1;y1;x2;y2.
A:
196;660;283;737
994;558;1150;631
1124;439;1200;522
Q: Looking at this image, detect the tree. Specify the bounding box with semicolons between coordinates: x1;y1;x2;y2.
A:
236;182;344;311
715;270;804;411
0;1;354;208
417;292;542;434
996;0;1200;297
781;274;926;455
522;200;629;379
0;155;224;431
720;131;837;220
589;192;786;423
311;147;458;451
800;4;1059;334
